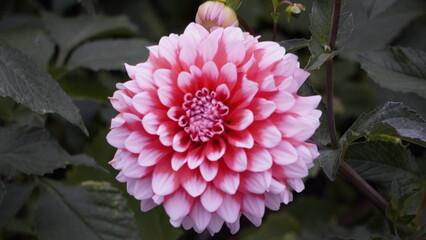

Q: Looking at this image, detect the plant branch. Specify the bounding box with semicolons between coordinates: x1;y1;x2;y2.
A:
325;0;390;218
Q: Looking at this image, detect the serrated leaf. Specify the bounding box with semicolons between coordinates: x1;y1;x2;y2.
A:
306;39;339;70
317;149;343;181
0;26;55;69
67;39;150;71
346;141;425;192
35;180;139;240
343;102;426;147
359;47;426;98
0;126;102;177
279;38;308;52
41;12;138;65
360;0;397;19
0;182;33;228
0;42;87;134
344;0;424;53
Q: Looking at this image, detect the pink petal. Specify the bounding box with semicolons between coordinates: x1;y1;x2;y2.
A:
190;201;212;233
202;61;220;89
198;28;222;62
282;160;309;179
106;128;131;149
205;137;226;161
287;178;305;193
122;113;142;131
124;131;150;153
177;71;197;93
228;77;258;109
172;131;191;152
246;145;273;172
180;167;207;197
249;97;276;121
163;189;194;220
157;86;182;107
219;63;237;91
200;185;224;212
213;167;240;194
249;121;282;148
153;69;174;87
140;199;157;212
157;121;179;146
215;84;230;102
142;111;163;135
267;178;286;194
226;130;254;149
186;144;205;169
199;160;219;182
223;146;247;172
171;152;187;171
269;91;295;113
132;91;160;115
158;35;179;67
152;161;179;196
269;141;298;165
167;106;185;121
137;145;170;167
207;213;225;235
265;193;281;211
289;95;321;116
131;177;154;200
225;109;254;131
242;194;265;218
217;195;241;223
240;171;272;194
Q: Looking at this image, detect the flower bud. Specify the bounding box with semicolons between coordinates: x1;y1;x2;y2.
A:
195;1;239;31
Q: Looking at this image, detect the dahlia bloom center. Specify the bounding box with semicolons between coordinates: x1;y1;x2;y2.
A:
179;88;229;142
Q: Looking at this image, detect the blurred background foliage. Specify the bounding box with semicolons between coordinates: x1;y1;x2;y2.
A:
0;0;425;239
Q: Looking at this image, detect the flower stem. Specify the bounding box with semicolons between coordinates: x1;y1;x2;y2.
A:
325;0;390;216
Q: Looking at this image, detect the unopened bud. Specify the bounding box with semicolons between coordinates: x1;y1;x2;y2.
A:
196;1;239;31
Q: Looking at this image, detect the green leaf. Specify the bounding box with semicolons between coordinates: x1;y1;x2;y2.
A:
0;42;87;134
343;102;426;147
346;141;425;192
67;39;150;71
386;180;421;225
35;180;139;240
360;0;397;18
309;0;353;47
0;182;33;228
0;126;102;177
317;149;343;181
343;0;424;53
307;0;353;70
279;38;308;52
359;47;426;98
0;26;55;70
41;12;138;65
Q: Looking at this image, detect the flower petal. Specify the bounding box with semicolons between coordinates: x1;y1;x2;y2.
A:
164;189;194;220
223;146;247;172
217;195;241;223
213;167;240;194
225;109;254;131
152;161;179;196
249;97;276;121
173;131;191;152
205;137;226;161
246;145;273;172
199;160;219;182
226;130;254;149
180;167;207;197
200;185;224;212
249;121;282;148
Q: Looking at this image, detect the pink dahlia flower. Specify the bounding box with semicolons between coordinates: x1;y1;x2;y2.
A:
107;23;321;235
